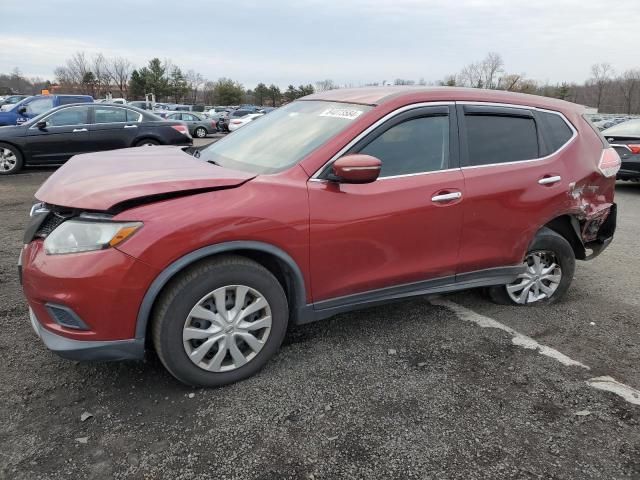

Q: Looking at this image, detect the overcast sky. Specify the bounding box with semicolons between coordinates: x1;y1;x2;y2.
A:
1;0;638;89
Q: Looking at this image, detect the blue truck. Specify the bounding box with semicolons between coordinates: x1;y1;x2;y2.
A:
0;95;93;126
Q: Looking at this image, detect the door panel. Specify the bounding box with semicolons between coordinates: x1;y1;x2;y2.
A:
456;103;569;273
26;106;92;163
27;127;90;163
308;171;465;301
308;105;463;303
88;106;139;151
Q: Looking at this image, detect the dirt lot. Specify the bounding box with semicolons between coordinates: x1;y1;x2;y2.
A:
0;164;639;479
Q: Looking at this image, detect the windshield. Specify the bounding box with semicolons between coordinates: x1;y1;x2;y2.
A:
198;101;371;174
8;96;33;110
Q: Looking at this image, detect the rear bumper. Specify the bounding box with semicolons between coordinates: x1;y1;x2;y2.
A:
617;156;640;180
30;308;144;361
617;169;640;180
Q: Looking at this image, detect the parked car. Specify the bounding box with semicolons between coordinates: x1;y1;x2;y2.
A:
20;87;618;387
207;106;229;115
228;112;264;131
602;119;640;181
219;109;253;132
96;97;127;105
0;103;192;174
165;112;216;138
0;94;29;111
0;95;93;126
128;101;155;110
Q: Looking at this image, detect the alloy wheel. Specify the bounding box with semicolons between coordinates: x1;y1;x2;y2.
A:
0;148;17;172
182;285;272;372
506;250;562;304
195;127;207;138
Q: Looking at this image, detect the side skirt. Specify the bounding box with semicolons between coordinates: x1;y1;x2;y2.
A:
296;265;524;325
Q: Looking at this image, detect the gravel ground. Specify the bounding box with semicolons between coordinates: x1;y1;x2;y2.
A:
0;165;638;479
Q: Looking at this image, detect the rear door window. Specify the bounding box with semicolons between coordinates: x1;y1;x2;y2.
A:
462;107;539;165
94;107;128;124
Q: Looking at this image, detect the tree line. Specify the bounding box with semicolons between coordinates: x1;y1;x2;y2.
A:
2;51;639;113
50;52;316;106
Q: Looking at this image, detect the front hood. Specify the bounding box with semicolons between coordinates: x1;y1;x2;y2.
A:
35;146;256;211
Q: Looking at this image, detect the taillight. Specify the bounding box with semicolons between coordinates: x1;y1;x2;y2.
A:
171;125;190;136
628;144;640;154
211;121;216;128
598;147;621;178
231;120;242;124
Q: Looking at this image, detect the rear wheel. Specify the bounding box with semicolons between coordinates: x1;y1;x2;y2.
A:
194;127;207;138
0;143;23;175
152;256;289;387
488;228;575;306
136;139;160;147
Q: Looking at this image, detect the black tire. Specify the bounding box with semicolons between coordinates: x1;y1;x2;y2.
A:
135;138;160;147
488;227;575;306
152;255;289;387
194;127;207;138
0;142;24;175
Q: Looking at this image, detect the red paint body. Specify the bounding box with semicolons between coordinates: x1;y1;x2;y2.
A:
22;87;615;343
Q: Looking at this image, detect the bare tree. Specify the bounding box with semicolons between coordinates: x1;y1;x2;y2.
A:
456;53;504;89
68;52;91;85
590;63;614;110
619;69;640;114
185;70;205;104
106;57;134;97
498;73;522;91
315;79;337;92
481;52;504;89
92;53;111;98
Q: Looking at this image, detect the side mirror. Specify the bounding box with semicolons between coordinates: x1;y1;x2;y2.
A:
18;106;27;115
331;154;382;184
36;121;47;130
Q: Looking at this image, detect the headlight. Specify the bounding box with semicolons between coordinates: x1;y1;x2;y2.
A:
44;220;142;255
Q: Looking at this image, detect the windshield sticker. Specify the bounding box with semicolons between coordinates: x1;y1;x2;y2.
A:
319;108;364;120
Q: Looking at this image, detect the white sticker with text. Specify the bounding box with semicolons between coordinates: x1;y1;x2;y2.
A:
319;108;364;120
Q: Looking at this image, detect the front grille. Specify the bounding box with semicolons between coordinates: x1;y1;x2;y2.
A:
35;213;67;238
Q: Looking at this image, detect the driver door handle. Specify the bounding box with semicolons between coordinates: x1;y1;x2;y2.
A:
124;124;138;129
72;128;87;133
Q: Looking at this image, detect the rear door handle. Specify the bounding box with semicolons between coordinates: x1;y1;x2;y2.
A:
72;128;87;133
431;192;462;202
538;175;561;185
124;124;138;129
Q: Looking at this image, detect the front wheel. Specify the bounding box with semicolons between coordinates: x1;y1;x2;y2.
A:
0;143;23;175
152;255;289;387
488;228;575;306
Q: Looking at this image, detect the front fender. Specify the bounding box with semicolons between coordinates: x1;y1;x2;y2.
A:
131;241;308;341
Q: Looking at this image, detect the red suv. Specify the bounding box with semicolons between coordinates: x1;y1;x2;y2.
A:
21;87;619;387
